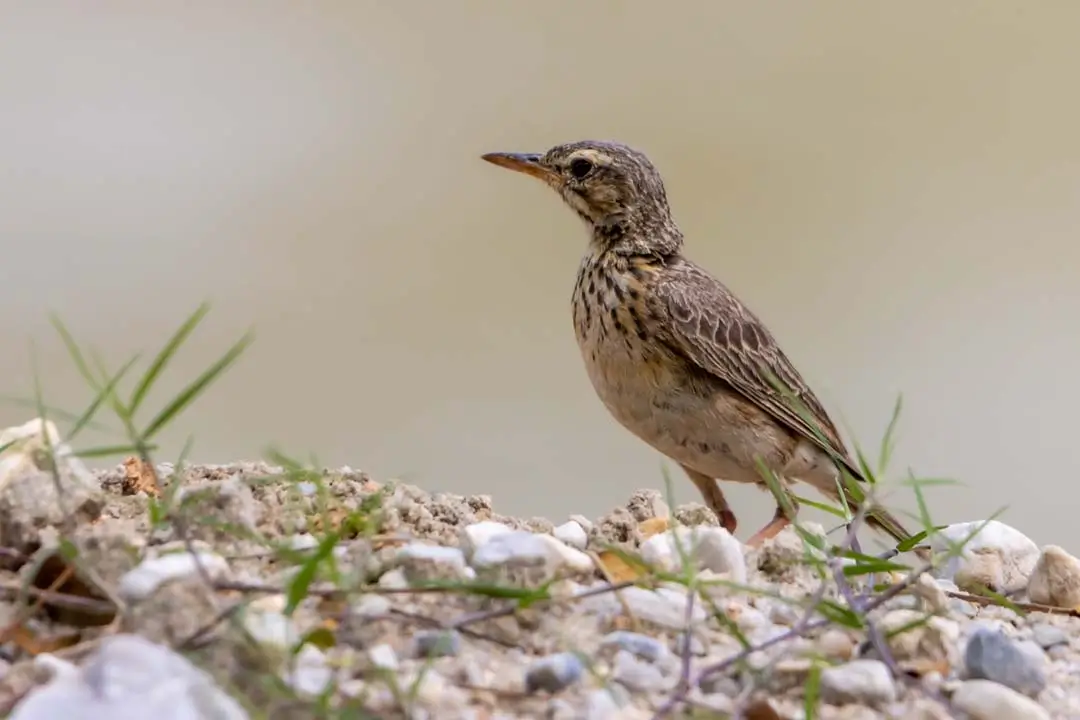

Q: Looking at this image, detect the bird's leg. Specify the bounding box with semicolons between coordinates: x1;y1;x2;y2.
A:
680;465;737;534
746;489;800;548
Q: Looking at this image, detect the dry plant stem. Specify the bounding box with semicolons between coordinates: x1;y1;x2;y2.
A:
830;563;899;675
386;609;519;649
946;590;1080;618
674;586;697;695
450;580;638;631
0;580;115;616
653;496;927;720
146;459;218;601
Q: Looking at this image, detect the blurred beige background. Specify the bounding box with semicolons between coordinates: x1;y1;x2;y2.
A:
1;2;1078;547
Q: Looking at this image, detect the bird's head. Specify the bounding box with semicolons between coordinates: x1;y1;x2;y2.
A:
482;140;682;256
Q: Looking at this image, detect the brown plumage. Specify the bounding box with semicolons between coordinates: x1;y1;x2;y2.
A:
481;140;916;549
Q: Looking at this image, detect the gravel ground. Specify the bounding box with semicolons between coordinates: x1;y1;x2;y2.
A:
0;420;1078;719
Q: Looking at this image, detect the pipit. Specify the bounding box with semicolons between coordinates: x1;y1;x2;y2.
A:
482;140;917;550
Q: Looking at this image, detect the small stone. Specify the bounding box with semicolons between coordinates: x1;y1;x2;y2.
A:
553;520;588;550
118;552;230;601
820;659;897;706
964;628;1046;697
951;679;1050;720
287;533;319;552
816;629;856;661
672;503;719;527
395;543;472;582
350;594;391;619
9;633;248;720
377;567;409;589
930;520;1039;594
911;572;950;614
754;524;827;590
1027;545;1080;608
675;631;707;657
600;631;670;663
639;526;746;582
611;649;672;692
699;672;740;698
620;586;706;630
546;699;576;720
286;645;332;696
525;652;584;694
368;643;398;670
584;687;626;720
459;520;514;557
242;606;299;650
624;489;670;521
1029;623;1068;649
569;514;594;533
412;629;462;658
879;609;959;666
471;530;591;575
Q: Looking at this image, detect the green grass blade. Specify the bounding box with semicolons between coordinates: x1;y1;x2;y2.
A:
67;355;140;443
803;661;821;719
286;529;340;615
129;303;211;417
877;395;903;476
793;495;848;519
142;331;253;440
49;315;100;389
76;443;159;459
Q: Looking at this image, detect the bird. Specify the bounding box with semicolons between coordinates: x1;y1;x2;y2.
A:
480;139;918;551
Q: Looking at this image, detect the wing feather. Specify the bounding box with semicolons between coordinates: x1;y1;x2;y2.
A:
652;259;865;482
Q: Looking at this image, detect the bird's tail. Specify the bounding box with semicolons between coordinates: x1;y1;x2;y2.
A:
822;475;929;559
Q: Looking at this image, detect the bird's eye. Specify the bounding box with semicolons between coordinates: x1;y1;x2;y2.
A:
568;158;593;180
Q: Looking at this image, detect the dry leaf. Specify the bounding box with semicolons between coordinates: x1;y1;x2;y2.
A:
639;517;669;538
122;456;160;497
10;625;81;656
596;550;645;583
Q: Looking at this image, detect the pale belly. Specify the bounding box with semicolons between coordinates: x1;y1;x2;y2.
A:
575;327;792;486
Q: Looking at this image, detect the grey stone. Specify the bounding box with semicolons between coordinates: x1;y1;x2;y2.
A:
412;629;462;658
525;652;584;694
1030;623;1068;650
600;631;669;663
964;628;1046;697
611;649;672;692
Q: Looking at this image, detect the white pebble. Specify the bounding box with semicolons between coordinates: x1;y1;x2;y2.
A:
553;520;588;550
820;659;897;706
951;679;1050;720
471;530;592;574
640;526;746;583
459;520;514;557
118;552;230;601
930;520;1038;593
395;543;472;581
368;644;398;671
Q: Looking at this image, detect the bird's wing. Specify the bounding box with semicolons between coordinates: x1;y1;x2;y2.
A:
652;259;865;482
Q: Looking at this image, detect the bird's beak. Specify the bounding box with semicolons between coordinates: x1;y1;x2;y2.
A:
480;152;555;182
